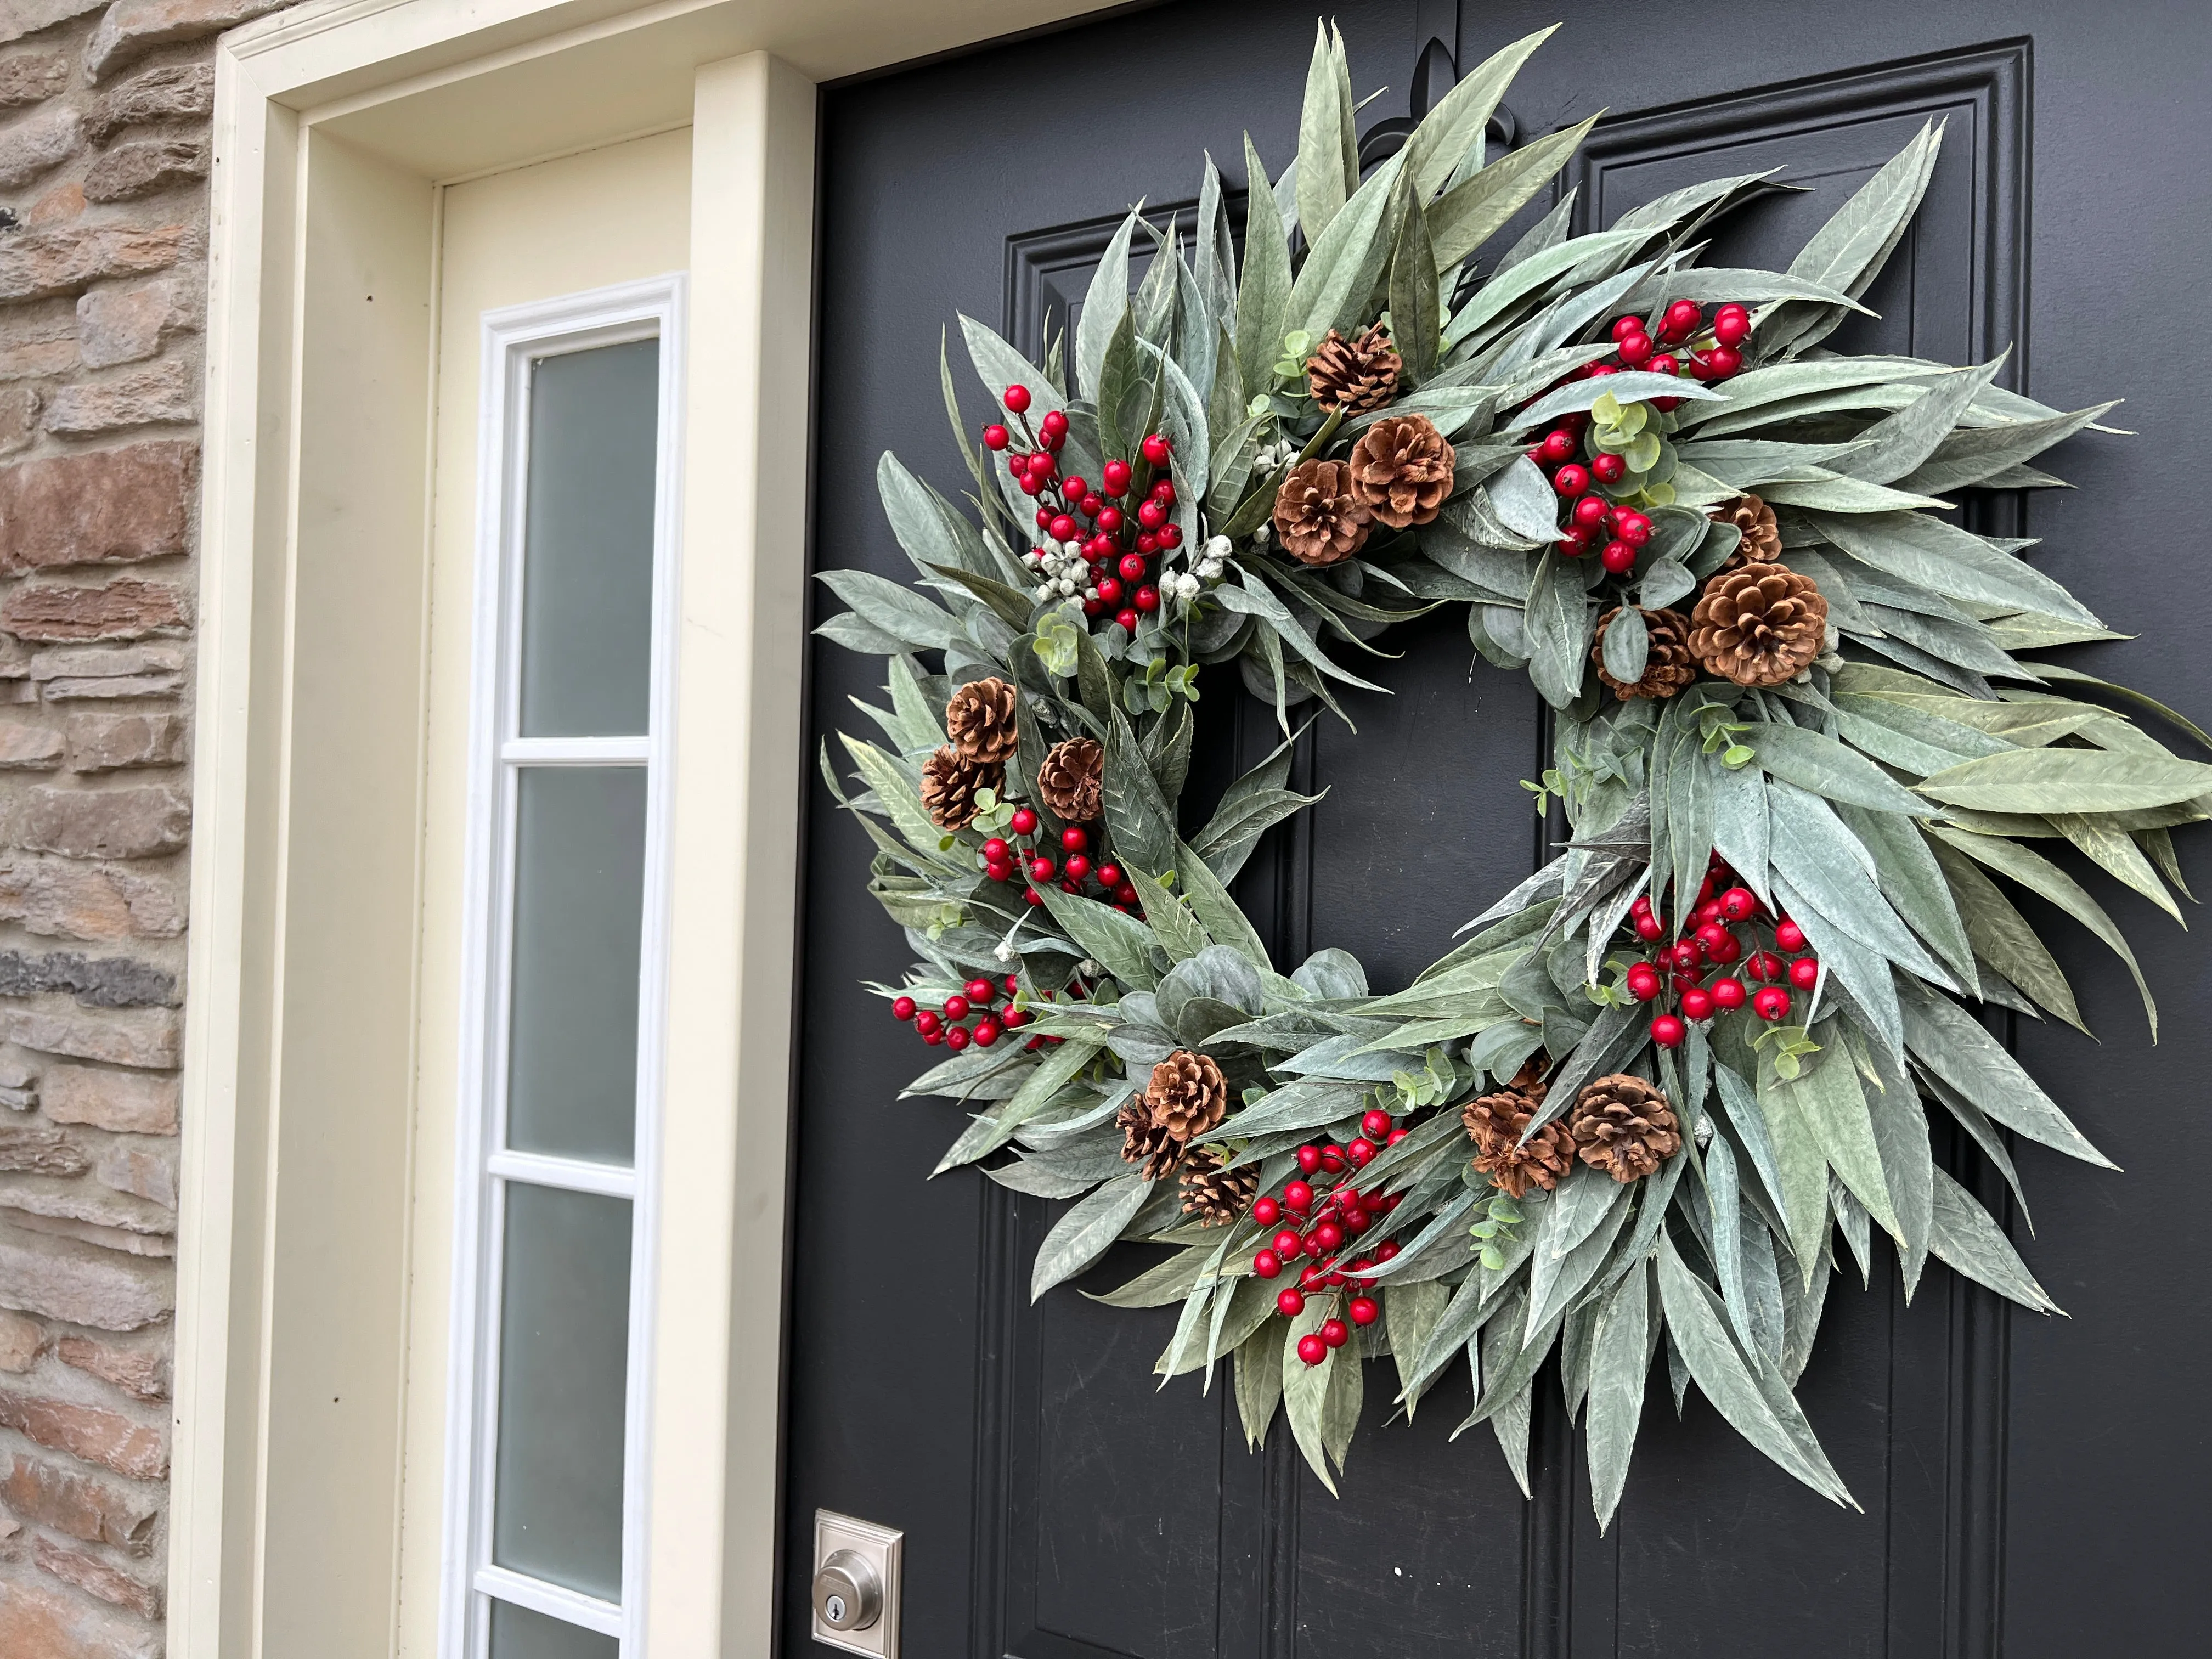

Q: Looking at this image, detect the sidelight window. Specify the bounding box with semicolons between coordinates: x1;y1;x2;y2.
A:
445;278;685;1658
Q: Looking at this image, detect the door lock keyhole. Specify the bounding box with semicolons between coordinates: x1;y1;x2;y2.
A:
812;1549;882;1633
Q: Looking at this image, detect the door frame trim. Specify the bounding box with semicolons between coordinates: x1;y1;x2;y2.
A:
179;1;1113;1653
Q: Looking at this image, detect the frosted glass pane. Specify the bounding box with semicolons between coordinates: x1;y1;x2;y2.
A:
488;1599;618;1659
518;338;658;738
492;1183;631;1600
507;767;645;1164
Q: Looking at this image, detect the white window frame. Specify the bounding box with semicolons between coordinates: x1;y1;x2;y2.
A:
442;273;688;1658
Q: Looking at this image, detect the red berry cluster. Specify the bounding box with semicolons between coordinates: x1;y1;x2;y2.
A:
1243;1112;1417;1365
891;973;1034;1051
1526;301;1756;571
1621;851;1820;1049
982;384;1178;633
978;807;1143;917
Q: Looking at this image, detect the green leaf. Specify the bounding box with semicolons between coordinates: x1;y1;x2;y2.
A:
1747;719;1938;816
1088;1245;1213;1308
876;450;979;582
1174;838;1273;971
1122;864;1209;964
837;733;950;862
1038;885;1161;990
1895;978;2114;1168
1524;550;1595;710
1294;19;1351;244
1430;115;1601;270
1656;1237;1852;1504
1926;825;2158;1036
1443;228;1646;350
1919;746;2212;814
1194;154;1237;337
1235;1316;1286;1449
1585;1260;1651;1533
1510;369;1725;432
1403;24;1556;200
1283;1298;1358;1492
1774;119;1943;354
816;568;960;651
1769;1037;1899;1244
1812;510;2101;628
1600;603;1649;686
1237;134;1294;403
1927;1166;2061;1313
1094;308;1144;476
927;562;1032;634
1720;1062;1826;1278
1758;475;1953;514
1826;357;2008;484
1897;400;2123;496
1075;210;1139;401
1030;1171;1152;1301
1925;831;2084;1030
1835;802;1976;987
1104;706;1178;879
1386;191;1441;385
1386;1279;1451;1417
815;610;905;656
1290;151;1408;342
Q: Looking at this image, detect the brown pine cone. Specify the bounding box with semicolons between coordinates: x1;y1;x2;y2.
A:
1147;1048;1230;1143
1346;413;1455;530
1178;1146;1259;1226
1463;1062;1574;1200
946;675;1019;764
919;746;1002;830
1688;561;1829;687
1714;493;1781;573
1305;323;1402;414
1036;736;1103;823
1117;1097;1182;1182
1592;606;1699;700
1273;459;1372;566
1568;1074;1683;1183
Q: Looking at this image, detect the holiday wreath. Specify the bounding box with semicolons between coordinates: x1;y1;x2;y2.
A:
816;24;2199;1525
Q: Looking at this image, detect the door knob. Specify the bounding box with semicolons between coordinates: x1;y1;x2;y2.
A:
813;1549;882;1632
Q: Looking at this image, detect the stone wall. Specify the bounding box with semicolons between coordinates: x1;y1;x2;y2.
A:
0;0;287;1651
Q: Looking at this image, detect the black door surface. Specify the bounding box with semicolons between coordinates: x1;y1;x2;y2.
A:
789;3;2212;1653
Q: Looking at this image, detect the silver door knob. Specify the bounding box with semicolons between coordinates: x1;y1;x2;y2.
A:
812;1548;882;1632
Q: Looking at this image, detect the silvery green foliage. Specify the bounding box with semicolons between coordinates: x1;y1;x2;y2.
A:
819;24;2197;1525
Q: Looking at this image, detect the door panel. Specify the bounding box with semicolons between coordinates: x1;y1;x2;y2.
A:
793;3;2212;1655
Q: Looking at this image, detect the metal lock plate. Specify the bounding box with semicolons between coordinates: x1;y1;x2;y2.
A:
811;1510;901;1656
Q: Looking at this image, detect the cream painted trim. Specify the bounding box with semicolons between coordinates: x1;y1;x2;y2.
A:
183;0;1115;1654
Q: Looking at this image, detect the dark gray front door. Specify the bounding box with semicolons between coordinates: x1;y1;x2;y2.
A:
790;3;2212;1653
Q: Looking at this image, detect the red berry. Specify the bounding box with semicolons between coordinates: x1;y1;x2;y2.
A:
1695;922;1730;955
1102;459;1131;495
1298;1263;1324;1290
892;996;916;1020
1611;315;1646;342
1296;1146;1323;1175
1635;913;1664;941
1272;1228;1303;1258
1136;533;1159;555
1283;1180;1313;1214
1361;1109;1393;1139
1156;523;1182;550
1096;505;1125;533
1137;498;1168;531
1703;976;1743;1012
1311;1220;1344;1252
1024;889;1045;907
1617;332;1654;367
1553;463;1589;496
1094;575;1123;605
1040;426;1065;453
1627;966;1662;1002
982;838;1010;864
982;424;1009;450
1745;951;1784;983
1705;930;1742;965
1704;345;1743;377
1753;986;1792;1022
1615;511;1652;547
1252;1195;1281;1226
1057;825;1087;854
945;1025;970;1050
1648;353;1680;378
924;1029;945;1045
1319;1146;1346;1174
1118;551;1148;582
1348;1295;1379;1327
1064;855;1091;882
1662;299;1702;339
1588;362;1620;378
1003;384;1031;413
942;995;969;1022
1114;608;1139;632
1150;477;1176;506
915;1008;940;1032
1558;526;1591;557
1297;1334;1328;1366
1018;475;1044;497
1320;1318;1350;1349
1681;985;1716;1022
1141;432;1173;466
1346;1138;1376;1167
965;978;995;1003
1668;939;1706;971
1790;957;1821;991
1277;1287;1305;1317
973;1019;1001;1047
1539;430;1578;464
1573;496;1612;532
1774;918;1807;952
1651;1014;1687;1048
1696;900;1723;927
1387;1128;1408;1145
1713;306;1751;347
1719;887;1756;921
1304;1232;1331;1259
1254;1250;1282;1279
1001;1006;1028;1029
1048;514;1077;541
1028;856;1056;883
1135;585;1161;613
1009;806;1038;836
1601;540;1637;575
1094;864;1121;889
1591;452;1627;484
1060;477;1087;505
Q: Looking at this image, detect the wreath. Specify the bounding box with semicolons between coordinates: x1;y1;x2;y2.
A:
817;22;2199;1524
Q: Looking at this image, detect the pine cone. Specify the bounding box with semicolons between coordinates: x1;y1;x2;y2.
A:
1688;561;1829;687
1117;1097;1182;1182
1178;1146;1259;1226
1346;413;1455;530
1592;606;1699;700
1463;1063;1574;1200
946;675;1019;764
1273;459;1371;566
919;746;1002;830
1568;1074;1682;1183
1146;1049;1230;1143
1714;493;1781;573
1305;323;1402;414
1036;736;1103;822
